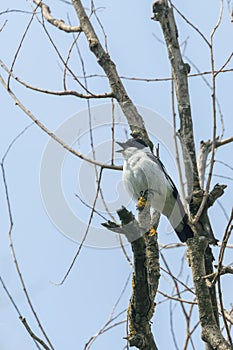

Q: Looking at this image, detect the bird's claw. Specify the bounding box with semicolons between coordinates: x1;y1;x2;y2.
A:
147;227;157;237
136;195;147;211
137;189;154;211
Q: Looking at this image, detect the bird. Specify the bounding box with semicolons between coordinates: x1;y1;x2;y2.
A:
116;137;194;243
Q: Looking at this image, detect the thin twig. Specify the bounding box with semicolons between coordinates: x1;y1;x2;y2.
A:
74;193;109;221
37;13;104;95
0;19;7;31
90;1;108;52
214;209;233;283
73;67;233;83
1;59;113;98
0;277;47;350
70;19;116;222
184;55;225;140
83;273;130;350
1;157;54;350
111;98;115;166
55;167;104;285
0;276;21;316
171;74;187;211
217;277;232;344
20;317;52;350
7;4;38;89
0;73;121;170
193;2;224;223
214;52;233;78
158;290;197;305
169;1;210;47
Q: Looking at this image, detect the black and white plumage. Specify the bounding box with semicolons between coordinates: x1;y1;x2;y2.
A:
117;138;193;243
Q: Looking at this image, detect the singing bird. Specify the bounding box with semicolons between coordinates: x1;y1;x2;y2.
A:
117;138;193;242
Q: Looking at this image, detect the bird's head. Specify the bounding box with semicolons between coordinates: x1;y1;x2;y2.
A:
116;138;150;159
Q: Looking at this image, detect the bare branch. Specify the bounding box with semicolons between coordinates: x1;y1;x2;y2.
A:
71;0;150;144
197;137;233;189
84;273;130;350
194;1;225;223
36;13;103;95
207;184;227;208
33;0;81;32
217;277;232;345
20;317;52;350
197;140;212;189
171;77;188;210
214;53;233;77
0;19;7;31
216;137;233;148
7;6;37;89
0;59;113;98
158;290;197;305
170;1;210;47
0;276;21;316
221;307;233;326
210;0;224;40
1;150;54;350
0;73;121;170
0;278;50;350
204;266;233;285
152;0;200;191
214;209;233;282
55;167;104;284
72;67;233;84
187;236;231;350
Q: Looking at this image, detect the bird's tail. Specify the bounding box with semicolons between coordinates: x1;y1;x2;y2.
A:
174;220;194;243
164;195;194;243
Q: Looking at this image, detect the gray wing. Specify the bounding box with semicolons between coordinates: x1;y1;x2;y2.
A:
147;153;186;217
147;153;178;199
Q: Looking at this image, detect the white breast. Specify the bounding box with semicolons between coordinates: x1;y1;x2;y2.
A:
122;151;170;213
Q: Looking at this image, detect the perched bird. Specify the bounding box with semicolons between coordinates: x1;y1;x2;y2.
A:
116;138;193;242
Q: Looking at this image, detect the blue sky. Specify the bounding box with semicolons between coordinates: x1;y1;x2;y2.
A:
0;1;233;349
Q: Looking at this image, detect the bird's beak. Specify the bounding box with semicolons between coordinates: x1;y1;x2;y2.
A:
116;141;126;153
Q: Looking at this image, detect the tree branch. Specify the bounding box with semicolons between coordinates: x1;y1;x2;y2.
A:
0;59;113;98
71;0;151;146
152;0;200;190
0;73;121;170
152;2;232;349
197;137;233;188
104;206;160;349
187;237;231;350
33;0;81;32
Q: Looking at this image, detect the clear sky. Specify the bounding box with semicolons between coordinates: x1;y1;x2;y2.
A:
0;1;232;349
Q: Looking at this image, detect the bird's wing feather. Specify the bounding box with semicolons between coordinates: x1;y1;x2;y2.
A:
146;153;178;198
146;152;186;219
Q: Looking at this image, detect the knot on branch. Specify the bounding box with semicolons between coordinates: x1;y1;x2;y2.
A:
151;0;167;21
89;38;99;51
184;62;191;74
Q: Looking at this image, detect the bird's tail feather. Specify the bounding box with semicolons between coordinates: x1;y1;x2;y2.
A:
175;222;194;243
164;196;194;243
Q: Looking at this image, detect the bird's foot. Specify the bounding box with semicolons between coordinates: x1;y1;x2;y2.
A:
147;227;157;237
137;194;147;211
137;189;154;211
